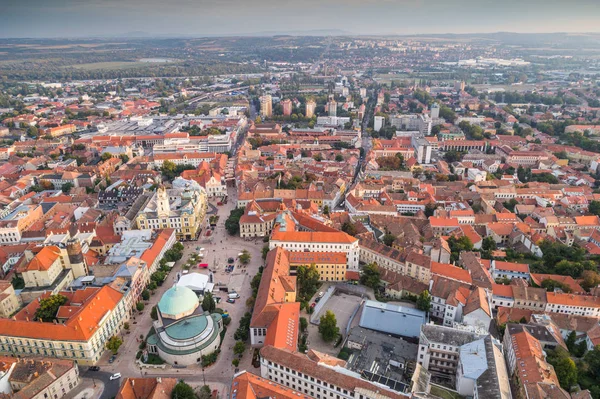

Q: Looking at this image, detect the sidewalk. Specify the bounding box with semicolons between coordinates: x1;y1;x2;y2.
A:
66;379;104;399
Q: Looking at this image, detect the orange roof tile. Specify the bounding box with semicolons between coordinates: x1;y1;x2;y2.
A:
431;262;472;284
0;286;123;341
25;246;61;271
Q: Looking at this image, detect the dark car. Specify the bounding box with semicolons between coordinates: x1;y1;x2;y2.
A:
88;366;100;371
108;355;116;364
226;298;236;304
228;257;235;264
315;297;321;303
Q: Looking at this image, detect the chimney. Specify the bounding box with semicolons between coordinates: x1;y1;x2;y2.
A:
156;377;161;383
132;380;135;386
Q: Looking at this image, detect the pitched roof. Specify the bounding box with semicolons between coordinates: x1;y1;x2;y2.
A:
0;286;123;341
116;378;178;399
493;260;530;274
25;246;62;271
431;262;472;284
464;287;491;317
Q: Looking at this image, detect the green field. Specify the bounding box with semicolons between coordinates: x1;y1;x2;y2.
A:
64;61;163;70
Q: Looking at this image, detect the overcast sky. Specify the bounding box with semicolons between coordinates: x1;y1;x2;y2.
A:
1;0;599;38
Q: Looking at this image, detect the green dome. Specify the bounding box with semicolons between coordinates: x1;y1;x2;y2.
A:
158;285;199;319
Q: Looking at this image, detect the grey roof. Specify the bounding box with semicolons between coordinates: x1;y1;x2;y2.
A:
458;335;511;399
346;326;418;393
359;300;426;339
420;324;485;347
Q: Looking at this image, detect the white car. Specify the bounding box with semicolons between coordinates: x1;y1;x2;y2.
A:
110;373;121;381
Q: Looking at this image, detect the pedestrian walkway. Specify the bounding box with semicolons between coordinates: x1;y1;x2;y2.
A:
66;379;104;399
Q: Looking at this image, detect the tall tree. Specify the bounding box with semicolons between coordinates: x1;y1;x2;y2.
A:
360;263;381;289
202;292;216;313
35;295;68;322
319;310;339;342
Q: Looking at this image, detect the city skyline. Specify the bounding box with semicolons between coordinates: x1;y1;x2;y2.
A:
1;0;600;38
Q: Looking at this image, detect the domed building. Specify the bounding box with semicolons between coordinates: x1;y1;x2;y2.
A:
146;285;223;366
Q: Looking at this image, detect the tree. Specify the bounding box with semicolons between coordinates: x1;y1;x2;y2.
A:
300;317;308;332
106;336;123;354
443;150;463;163
546;347;578;389
100;152;112;161
335;154;344;162
503;198;518;212
136;302;145;311
202;292;216;313
35;294;68;322
319;310;339;342
172;381;196;399
225;208;245;236
323;205;330;216
590;201;600;217
416;290;432;312
341;221;357;236
61;182;74;194
382;234;396;247
239;249;251;265
262;244;269;260
233;341;246;356
198;385;212;399
360;263;381;289
27;125;38;137
424;203;437;218
447;236;474;263
584;345;600;380
151;305;158;320
141;289;150;301
481;236;497;259
581;271;600;291
297;264;320;301
119;154;130;163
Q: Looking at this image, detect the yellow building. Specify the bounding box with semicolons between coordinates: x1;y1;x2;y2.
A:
288;251;347;282
136;185;207;241
0;281;21;318
0;286;127;366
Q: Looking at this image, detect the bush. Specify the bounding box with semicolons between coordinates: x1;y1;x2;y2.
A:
136;302;145;312
201;349;220;367
124;322;130;330
142;289;150;301
150;305;158;320
232;358;240;367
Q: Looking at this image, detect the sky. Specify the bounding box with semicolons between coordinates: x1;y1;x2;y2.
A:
1;0;600;38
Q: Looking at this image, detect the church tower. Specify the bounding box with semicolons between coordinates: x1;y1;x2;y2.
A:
156;186;170;217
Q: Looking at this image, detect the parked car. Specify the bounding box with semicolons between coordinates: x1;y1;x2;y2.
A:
310;302;316;308
318;292;324;298
228;257;235;264
228;292;240;299
110;373;122;381
315;297;321;303
226;298;236;304
108;355;116;363
88;366;100;371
